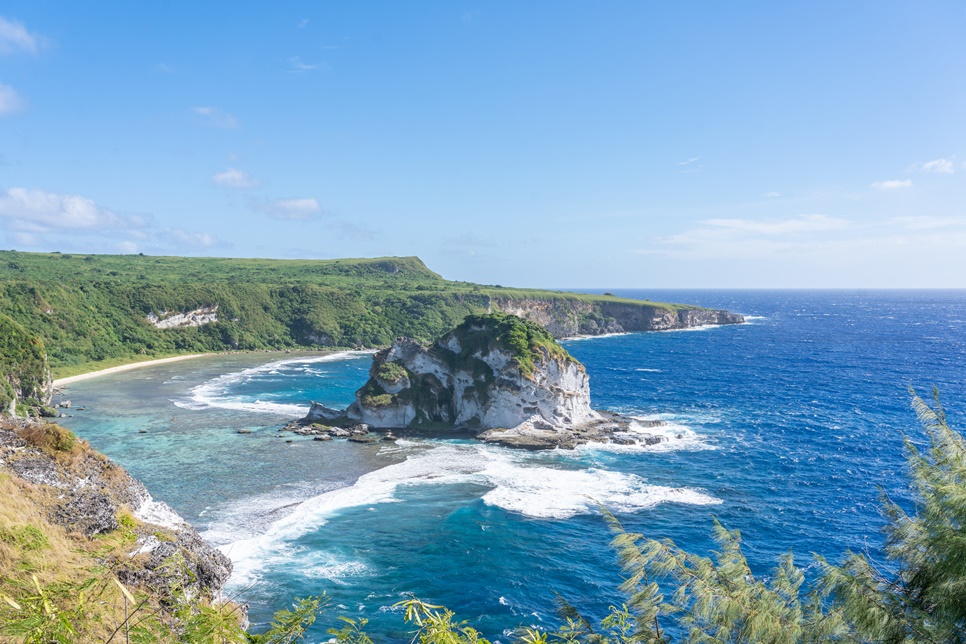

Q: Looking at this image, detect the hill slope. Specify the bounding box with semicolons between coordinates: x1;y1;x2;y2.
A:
0;251;742;377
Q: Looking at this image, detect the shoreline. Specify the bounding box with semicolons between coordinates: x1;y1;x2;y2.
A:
53;354;212;387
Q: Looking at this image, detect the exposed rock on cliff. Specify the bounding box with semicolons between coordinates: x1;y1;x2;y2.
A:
0;418;231;598
0;312;53;417
493;296;744;338
340;314;601;432
147;305;220;329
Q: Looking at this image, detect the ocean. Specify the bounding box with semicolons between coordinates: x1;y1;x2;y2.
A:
55;290;966;641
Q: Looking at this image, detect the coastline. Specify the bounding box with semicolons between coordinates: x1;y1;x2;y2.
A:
53;354;212;387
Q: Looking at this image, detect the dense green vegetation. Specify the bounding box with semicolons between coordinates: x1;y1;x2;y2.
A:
0;313;50;415
445;313;577;378
0;251;688;378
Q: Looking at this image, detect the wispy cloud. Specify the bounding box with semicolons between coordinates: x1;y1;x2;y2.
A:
638;212;966;267
248;196;322;220
677;157;703;173
888;215;966;231
160;227;219;248
870;179;912;190
701;214;849;235
0;17;46;55
0;188;135;232
288;55;321;72
0;82;25;116
212;168;258;188
153;63;177;74
762;192;781;198
441;232;496;257
331;220;375;241
910;158;955;174
0;187;220;253
193;106;239;129
298;18;309;29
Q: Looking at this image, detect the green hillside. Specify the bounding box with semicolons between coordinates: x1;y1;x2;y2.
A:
0;251;691;378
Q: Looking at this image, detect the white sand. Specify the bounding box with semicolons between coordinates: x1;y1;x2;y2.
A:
53;354;211;387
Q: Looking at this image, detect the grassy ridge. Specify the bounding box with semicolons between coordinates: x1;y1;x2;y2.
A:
0;251;687;377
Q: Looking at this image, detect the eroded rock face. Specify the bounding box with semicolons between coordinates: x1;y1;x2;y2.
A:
340;314;602;434
0;419;231;598
147;305;219;329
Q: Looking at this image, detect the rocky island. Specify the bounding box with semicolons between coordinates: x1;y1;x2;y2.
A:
292;313;676;449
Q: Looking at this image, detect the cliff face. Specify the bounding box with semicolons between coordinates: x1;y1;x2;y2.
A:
332;314;601;432
0;418;231;598
493;296;744;338
0;312;53;417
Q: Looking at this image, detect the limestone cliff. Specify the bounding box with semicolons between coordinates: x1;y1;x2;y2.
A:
492;296;744;338
0;312;53;417
314;314;602;435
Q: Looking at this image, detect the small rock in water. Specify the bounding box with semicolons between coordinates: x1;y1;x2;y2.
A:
285;439;294;444
138;429;147;434
677;434;684;439
313;435;333;441
237;429;253;434
347;435;378;444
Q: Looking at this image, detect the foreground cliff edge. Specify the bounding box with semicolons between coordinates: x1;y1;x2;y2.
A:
0;417;235;640
294;313;681;449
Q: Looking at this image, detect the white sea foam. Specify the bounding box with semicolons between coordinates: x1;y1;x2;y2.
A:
573;416;715;454
564;332;633;342
219;441;720;587
635;368;661;373
174;350;373;415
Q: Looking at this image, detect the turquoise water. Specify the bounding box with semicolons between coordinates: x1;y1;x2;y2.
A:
57;290;966;641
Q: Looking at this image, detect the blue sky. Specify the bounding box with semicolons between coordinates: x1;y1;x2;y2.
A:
1;2;965;287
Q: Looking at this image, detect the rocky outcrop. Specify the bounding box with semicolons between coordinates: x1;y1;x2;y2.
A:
493;296;744;338
338;314;602;433
0;418;231;598
296;314;671;450
147;305;219;329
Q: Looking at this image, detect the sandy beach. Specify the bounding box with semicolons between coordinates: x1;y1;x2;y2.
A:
53;354;211;387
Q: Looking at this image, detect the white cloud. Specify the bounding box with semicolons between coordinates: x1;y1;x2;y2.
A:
249;196;322;220
0;17;45;55
0;187;220;253
0;83;25;116
212;168;258;188
888;215;966;231
0;188;130;232
161;228;218;247
870;179;913;190
298;18;309;29
193;106;239;129
911;158;955;174
701;214;850;235
762;192;781;198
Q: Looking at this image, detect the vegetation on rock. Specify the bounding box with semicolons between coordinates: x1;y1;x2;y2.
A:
0;313;51;416
444;313;577;378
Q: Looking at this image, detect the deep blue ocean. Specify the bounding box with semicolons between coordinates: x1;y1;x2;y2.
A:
56;290;966;642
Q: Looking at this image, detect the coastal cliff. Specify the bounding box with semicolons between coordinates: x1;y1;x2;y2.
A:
0;417;233;639
301;314;666;449
493;296;744;338
0;312;53;417
0;252;743;376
